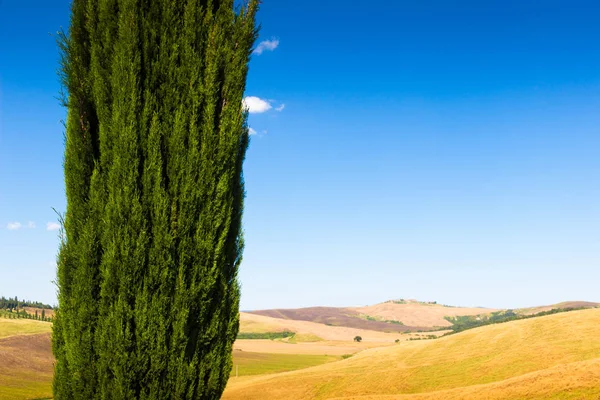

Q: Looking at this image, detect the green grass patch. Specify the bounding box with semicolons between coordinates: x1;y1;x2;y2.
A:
237;331;294;340
231;351;339;376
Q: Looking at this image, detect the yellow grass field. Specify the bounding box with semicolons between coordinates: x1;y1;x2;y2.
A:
223;308;600;400
232;351;340;376
0;318;52;339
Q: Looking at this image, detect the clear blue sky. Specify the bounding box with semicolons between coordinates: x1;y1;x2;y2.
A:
1;1;599;310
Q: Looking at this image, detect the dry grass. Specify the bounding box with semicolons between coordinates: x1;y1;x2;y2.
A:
232;351;340;377
353;302;498;328
224;308;600;400
234;339;385;355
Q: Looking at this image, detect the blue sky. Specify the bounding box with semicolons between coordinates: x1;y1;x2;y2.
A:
1;1;599;310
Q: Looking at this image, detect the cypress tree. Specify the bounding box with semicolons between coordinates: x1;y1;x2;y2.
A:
53;1;258;398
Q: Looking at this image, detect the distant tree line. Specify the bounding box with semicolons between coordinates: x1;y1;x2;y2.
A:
0;307;52;322
0;296;54;310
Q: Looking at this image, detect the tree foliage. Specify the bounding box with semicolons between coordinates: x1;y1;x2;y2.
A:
52;0;258;398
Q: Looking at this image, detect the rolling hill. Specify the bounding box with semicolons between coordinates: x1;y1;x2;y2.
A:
224;307;600;399
247;300;497;332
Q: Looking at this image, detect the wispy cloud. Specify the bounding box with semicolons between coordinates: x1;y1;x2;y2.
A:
243;96;273;113
253;38;279;55
47;222;60;231
7;222;22;230
248;127;257;135
275;104;285;112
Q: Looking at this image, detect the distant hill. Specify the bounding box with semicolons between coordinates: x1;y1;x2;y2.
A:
225;308;600;400
246;299;598;333
248;306;436;333
517;301;599;315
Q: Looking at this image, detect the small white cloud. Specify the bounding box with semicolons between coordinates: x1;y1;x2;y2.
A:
253;38;279;55
47;222;60;231
27;221;36;229
248;127;257;135
7;222;22;230
243;96;272;114
275;104;285;112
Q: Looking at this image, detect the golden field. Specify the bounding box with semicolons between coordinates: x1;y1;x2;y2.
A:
224;308;600;399
1;306;599;400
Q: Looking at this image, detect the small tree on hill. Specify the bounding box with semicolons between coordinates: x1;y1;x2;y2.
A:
354;336;362;342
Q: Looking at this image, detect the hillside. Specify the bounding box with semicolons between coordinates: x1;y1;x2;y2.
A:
517;301;599;315
246;299;598;333
0;321;53;400
248;300;498;332
248;307;430;332
224;308;600;399
352;300;498;328
239;312;445;343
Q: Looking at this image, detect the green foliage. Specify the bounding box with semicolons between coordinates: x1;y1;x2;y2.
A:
52;1;259;398
237;331;295;340
445;307;586;334
395;339;400;343
341;354;353;359
0;296;53;310
354;336;362;342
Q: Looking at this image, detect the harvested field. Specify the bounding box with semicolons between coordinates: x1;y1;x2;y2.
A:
0;332;53;400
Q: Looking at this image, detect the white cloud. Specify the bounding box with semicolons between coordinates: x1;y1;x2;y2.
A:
253;38;279;55
47;222;60;231
275;104;285;112
27;221;36;229
243;96;272;114
248;127;257;135
7;222;22;230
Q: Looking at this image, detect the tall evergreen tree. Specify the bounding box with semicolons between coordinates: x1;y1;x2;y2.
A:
52;1;258;398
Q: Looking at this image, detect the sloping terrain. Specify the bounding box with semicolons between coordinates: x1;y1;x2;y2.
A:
224;308;600;400
352;300;498;328
248;307;432;332
0;318;52;339
517;300;599;315
0;332;53;400
239;312;444;343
